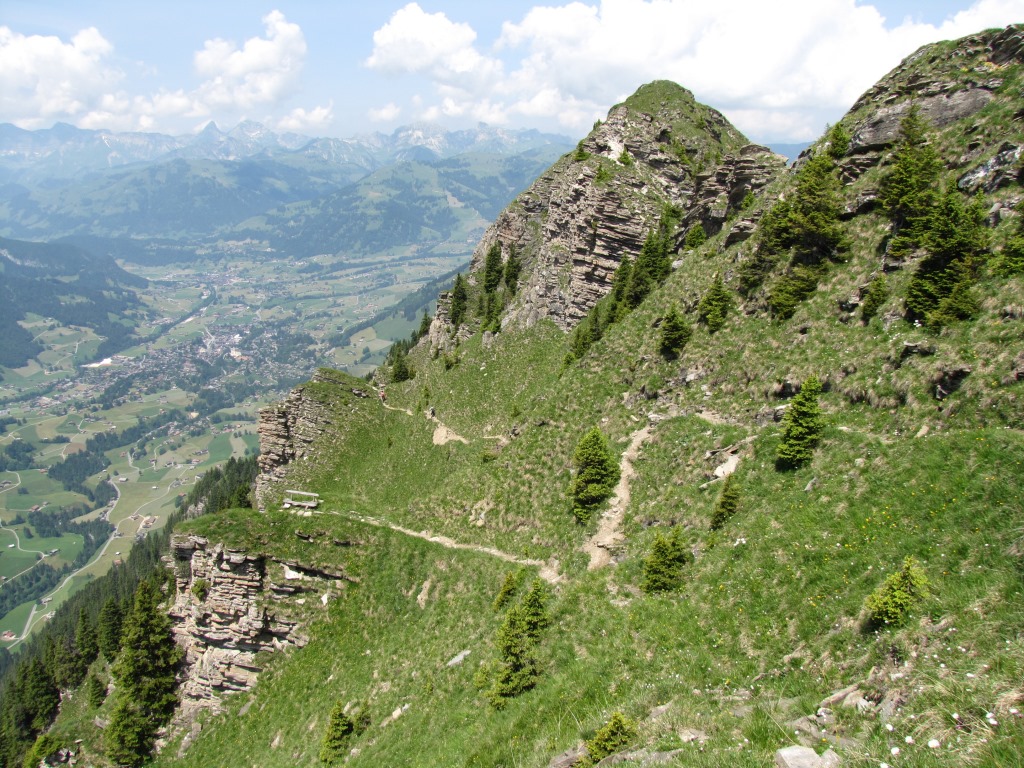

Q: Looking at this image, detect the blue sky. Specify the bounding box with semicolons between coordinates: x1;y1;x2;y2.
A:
2;1;1022;143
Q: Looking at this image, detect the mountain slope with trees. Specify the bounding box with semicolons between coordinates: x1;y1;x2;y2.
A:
6;23;1024;768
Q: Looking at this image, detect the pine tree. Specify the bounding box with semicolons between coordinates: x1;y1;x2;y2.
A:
12;657;58;735
776;376;824;470
76;607;99;666
658;308;692;358
319;701;355;764
97;597;123;661
417;312;432;339
825;122;850;161
106;581;182;766
570;428;620;524
697;274;732;333
906;190;987;325
880;104;942;259
391;349;412;383
586;712;637;764
860;274;889;322
449;273;468;329
710;475;740;530
503;245;522;293
684;223;707;249
518;580;551;641
790;152;847;262
607;256;633;323
640;527;688;593
87;674;107;708
47;635;86;690
483;242;503;294
489;603;540;707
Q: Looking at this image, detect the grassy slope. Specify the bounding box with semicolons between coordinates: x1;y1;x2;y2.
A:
149;28;1024;768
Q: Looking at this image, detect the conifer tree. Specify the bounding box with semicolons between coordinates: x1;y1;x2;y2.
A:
518;580;551;641
12;657;58;735
640;527;688;593
776;375;824;470
483;242;503;294
489;603;540;707
76;607;99;666
570;428;620;524
503;245;522;293
106;581;182;766
825;122;851;161
710;475;740;530
97;597;123;661
47;635;85;690
319;701;355;764
880;105;942;259
87;674;107;708
860;274;889;322
907;189;988;326
697;274;732;333
586;712;637;764
391;349;412;383
790;152;847;262
658;308;692;358
417;312;432;339
607;256;633;323
624;229;660;309
449;273;468;329
684;223;707;249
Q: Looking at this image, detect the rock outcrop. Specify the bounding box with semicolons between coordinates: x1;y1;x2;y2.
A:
429;81;784;337
255;368;370;508
167;535;307;722
840;25;1024;181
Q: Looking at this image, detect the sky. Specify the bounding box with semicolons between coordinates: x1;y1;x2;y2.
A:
1;1;1023;144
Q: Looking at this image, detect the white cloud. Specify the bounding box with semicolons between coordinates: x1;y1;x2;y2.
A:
368;102;402;122
277;103;334;132
369;0;1024;141
0;25;121;127
0;11;325;135
365;3;503;91
195;10;308;111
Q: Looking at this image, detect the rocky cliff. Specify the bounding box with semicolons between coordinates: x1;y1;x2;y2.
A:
165;533;357;751
166;536;304;721
429;81;785;345
254;368;373;509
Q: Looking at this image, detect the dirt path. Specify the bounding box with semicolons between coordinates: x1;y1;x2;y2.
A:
381;401;469;445
332;510;561;584
582;423;655;570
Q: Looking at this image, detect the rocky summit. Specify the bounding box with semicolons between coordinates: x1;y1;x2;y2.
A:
6;22;1024;768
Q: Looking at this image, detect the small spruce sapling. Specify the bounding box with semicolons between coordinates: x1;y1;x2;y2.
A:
492;570;525;612
319;701;355;764
658;308;692;358
775;375;824;470
860;274;889;322
87;674;107;708
710;475;740;530
570;428;620;524
449;273;468;329
684;224;707;249
640;527;688;593
489;604;539;707
864;556;930;628
585;712;637;764
697;274;731;333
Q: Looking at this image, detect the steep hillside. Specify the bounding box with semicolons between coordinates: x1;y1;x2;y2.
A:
17;24;1024;768
0;236;150;368
161;25;1024;768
